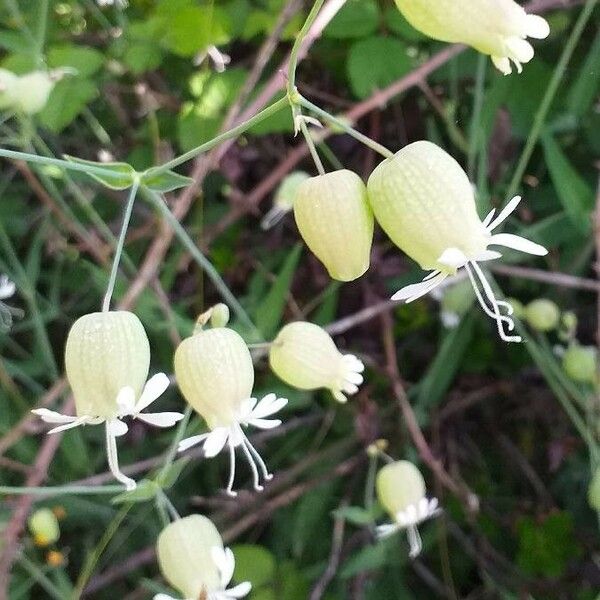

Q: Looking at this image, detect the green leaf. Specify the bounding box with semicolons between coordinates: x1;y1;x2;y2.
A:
325;0;379;39
142;168;194;192
340;538;398;578
383;7;426;41
47;44;104;77
124;43;163;74
254;244;302;339
111;480;160;504
37;79;97;132
155;458;190;490
231;545;276;589
63;156;137;190
161;6;213;56
331;504;382;526
566;30;600;118
542;133;593;234
347;36;412;99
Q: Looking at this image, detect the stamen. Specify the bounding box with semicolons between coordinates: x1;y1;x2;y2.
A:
105;424;136;491
465;264;514;327
239;438;264;492
407;525;423;558
226;441;238;497
243;434;273;481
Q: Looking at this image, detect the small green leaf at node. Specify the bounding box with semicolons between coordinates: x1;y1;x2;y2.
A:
155;457;190;490
64;155;137;190
141;167;194;192
111;479;160;505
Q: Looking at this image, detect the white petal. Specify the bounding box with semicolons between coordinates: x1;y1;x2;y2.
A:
134;373;170;413
238;397;258;420
525;14;550;39
247;418;282;430
153;594;178;600
178;434;208;452
249;395;287;419
491;55;512;75
506;37;535;64
31;408;79;424
0;277;15;299
135;411;184;428
345;371;364;385
47;417;92;434
342;354;365;372
437;247;468;269
474;250;502;262
225;582;252;598
107;418;129;437
212;546;235;588
487;196;521;231
481;208;496;228
116;387;136;417
488;233;548;256
203;428;230;457
392;272;447;303
332;390;347;403
341;381;359;395
375;523;399;539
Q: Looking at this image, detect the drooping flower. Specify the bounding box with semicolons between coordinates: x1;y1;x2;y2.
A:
367;141;548;342
261;171;310;230
0;69;18;110
394;0;550;75
32;311;183;490
155;515;251;600
294;170;374;282
375;460;440;558
5;71;56;115
194;46;231;73
0;274;16;300
174;327;287;496
269;321;364;403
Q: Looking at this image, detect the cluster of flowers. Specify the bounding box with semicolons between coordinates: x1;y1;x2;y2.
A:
0;69;64;115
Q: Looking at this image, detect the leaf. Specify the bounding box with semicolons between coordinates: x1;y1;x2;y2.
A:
542;133;593;234
331;505;382;526
47;44;104;77
566;30;600;118
142;168;194;192
254;244;302;339
155;458;189;490
63;156;137;190
37;78;97;133
111;479;160;504
161;6;213;56
231;545;276;589
347;36;412;99
340;538;398;578
124;43;163;74
325;0;379;39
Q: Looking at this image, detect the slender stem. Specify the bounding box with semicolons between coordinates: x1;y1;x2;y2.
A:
299;118;325;175
158;405;193;481
299;96;394;159
154;97;288;174
506;0;598;199
102;179;140;312
144;189;262;340
0;485;124;497
467;54;487;180
34;0;49;63
287;0;326;93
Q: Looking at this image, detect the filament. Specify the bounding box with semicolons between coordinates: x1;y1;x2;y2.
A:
105;424;136;491
243;434;273;481
226;441;237;497
407;525;423;558
239;438;263;492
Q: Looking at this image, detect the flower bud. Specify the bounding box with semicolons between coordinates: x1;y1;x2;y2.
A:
294;169;373;282
28;508;60;547
562;344;598;384
589;468;600;511
269;321;364;403
210;303;231;329
157;515;224;598
65;311;150;418
174;327;254;428
261;171;310;229
376;461;426;518
559;311;577;341
525;299;560;332
394;0;550;75
8;71;55;114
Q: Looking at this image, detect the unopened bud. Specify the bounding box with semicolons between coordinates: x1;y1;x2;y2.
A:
525;299;560;332
28;508;60;547
562;344;598;384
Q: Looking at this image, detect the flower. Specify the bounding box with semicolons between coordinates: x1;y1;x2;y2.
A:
261;171;310;230
156;515;251;600
394;0;550;75
175;327;287;496
375;460;440;558
32;312;183;490
194;46;231;73
97;0;128;8
0;274;15;300
367;141;548;343
269;321;365;403
5;71;56;115
294;170;374;281
0;70;18;110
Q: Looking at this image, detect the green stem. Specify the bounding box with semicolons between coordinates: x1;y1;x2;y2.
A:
467;54;487;180
102;179;140;312
299;96;394;159
159;405;193;480
34;0;49;63
0;484;124;497
506;0;598;199
143;189;262;340
153;97;288;174
299;118;325;175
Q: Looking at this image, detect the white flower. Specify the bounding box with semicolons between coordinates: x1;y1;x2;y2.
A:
178;393;287;497
194;46;231;73
376;497;441;558
32;373;183;490
97;0;128;7
391;195;547;342
154;546;251;600
0;274;15;300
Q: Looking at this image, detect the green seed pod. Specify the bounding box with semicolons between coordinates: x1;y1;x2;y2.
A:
394;0;550;75
376;461;426;519
294;170;373;282
9;71;55;114
28;508;60;547
368;142;488;274
174;327;254;428
65;311;150;418
525;299;560;332
157;515;223;598
0;68;17;110
269;321;364;403
562;344;598;384
588;468;600;511
209;303;231;329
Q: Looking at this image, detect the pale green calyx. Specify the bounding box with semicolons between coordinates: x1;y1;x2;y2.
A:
269;321;365;403
525;298;560;332
562;344;598;385
28;508;60;547
294;169;374;282
261;171;310;230
32;311;182;490
156;515;251;600
367;141;548;343
375;460;440;558
394;0;550;75
175;327;287;496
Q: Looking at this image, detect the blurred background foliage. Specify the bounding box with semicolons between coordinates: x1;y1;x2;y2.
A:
0;0;599;598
